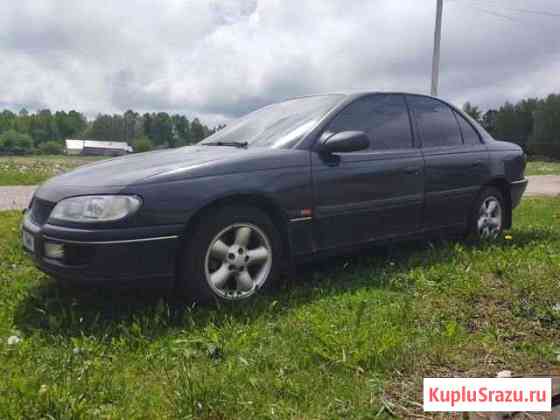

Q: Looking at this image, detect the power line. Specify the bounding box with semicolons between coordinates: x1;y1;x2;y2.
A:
464;0;560;18
449;1;559;43
502;7;560;18
431;0;558;97
470;6;521;23
450;1;556;25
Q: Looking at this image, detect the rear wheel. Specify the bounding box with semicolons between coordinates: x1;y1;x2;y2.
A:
177;205;282;304
468;187;505;240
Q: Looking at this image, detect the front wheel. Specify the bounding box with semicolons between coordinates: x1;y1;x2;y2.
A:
469;187;505;240
177;205;282;304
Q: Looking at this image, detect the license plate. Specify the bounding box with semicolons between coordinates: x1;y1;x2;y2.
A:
22;230;35;253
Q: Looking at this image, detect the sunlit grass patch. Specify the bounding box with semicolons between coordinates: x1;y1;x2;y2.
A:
0;155;106;186
526;159;560;176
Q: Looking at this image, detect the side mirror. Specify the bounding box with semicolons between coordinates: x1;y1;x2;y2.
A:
320;131;370;154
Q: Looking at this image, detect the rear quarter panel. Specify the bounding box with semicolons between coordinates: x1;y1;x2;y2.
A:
486;140;526;182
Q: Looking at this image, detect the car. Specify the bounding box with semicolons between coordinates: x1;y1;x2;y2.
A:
21;92;528;303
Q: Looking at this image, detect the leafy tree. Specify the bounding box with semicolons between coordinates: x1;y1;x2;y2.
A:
55;110;86;139
37;140;64;155
531;94;560;145
493;102;517;141
210;124;226;135
124;110;141;142
132;136;153;152
172;114;190;145
463;102;482;122
492;99;539;147
0;129;33;155
86;114;125;141
0;106;216;153
30;109;60;146
14;112;31;136
482;110;497;135
190;118;206;143
515;98;539;147
142;113;152;142
68;110;87;135
151;112;174;146
0;110;16;134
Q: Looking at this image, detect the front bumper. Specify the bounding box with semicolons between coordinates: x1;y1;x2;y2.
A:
510;177;529;209
22;212;183;285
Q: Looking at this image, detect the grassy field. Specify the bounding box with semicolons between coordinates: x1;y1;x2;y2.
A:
1;200;560;418
0;155;106;186
526;159;560;176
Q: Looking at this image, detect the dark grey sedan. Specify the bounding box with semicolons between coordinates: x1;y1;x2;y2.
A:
22;92;528;303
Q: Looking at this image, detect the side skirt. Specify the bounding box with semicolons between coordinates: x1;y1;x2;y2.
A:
291;223;467;265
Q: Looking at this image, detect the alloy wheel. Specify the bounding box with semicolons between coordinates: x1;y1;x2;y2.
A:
204;223;272;300
477;196;502;239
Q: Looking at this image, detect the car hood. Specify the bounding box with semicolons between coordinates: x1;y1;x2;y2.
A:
41;146;241;188
33;145;307;203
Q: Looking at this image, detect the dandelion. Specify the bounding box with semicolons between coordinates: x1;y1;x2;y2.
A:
73;347;81;355
39;384;48;395
7;335;21;345
504;235;513;240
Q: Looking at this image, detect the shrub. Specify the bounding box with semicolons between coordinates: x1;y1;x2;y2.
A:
0;129;33;155
527;143;560;160
37;140;64;155
132;136;153;153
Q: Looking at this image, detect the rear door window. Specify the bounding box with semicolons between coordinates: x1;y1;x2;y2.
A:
408;96;463;148
454;111;482;145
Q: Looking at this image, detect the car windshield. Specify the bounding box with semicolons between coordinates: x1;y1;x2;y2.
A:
200;94;344;149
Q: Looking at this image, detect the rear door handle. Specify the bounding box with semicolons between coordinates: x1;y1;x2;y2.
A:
404;167;421;175
472;160;483;167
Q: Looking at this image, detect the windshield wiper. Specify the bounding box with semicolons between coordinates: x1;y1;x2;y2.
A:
202;141;248;148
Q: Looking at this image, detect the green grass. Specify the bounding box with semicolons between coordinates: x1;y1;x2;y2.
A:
1;198;560;418
526;159;560;176
0;155;106;186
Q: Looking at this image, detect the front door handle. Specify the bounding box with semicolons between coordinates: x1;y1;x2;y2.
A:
404;167;421;175
472;160;483;167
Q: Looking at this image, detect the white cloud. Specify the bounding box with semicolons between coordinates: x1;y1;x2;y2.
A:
1;0;559;122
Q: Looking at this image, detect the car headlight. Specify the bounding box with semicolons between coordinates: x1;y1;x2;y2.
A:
49;195;142;223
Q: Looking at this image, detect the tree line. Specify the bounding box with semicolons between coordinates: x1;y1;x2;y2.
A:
3;94;560;158
0;108;223;155
463;93;560;159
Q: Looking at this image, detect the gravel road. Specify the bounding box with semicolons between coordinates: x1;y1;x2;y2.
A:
0;186;36;211
525;175;560;197
0;176;559;211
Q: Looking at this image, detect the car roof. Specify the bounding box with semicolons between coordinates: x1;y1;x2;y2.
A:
282;91;492;144
284;90;444;102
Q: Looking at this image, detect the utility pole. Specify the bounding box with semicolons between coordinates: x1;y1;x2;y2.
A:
431;0;443;96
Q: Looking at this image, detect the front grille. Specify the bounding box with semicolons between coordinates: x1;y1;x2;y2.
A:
30;198;55;226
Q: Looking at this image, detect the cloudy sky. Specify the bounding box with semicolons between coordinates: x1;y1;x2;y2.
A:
1;0;559;124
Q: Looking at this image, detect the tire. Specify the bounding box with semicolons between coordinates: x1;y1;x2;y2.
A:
468;186;506;240
177;204;282;304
